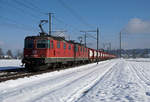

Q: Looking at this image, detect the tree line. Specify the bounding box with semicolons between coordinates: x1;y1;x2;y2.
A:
0;48;23;59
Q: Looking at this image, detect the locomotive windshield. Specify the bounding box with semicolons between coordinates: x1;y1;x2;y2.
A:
25;39;34;48
37;40;49;48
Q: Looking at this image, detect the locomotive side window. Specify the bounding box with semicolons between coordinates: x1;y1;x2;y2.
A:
64;43;66;49
37;40;49;48
25;39;34;48
75;45;78;52
51;41;53;48
69;45;71;50
57;41;60;48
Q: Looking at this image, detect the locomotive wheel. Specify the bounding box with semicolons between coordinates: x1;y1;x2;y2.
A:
25;64;32;72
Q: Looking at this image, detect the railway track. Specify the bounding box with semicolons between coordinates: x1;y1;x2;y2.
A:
0;68;31;82
0;62;92;83
0;69;54;82
0;72;31;82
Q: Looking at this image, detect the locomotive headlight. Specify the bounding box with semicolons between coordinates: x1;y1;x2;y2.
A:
25;55;28;57
32;50;37;54
41;55;45;57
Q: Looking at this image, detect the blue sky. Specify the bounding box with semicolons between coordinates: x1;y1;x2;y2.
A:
0;0;150;53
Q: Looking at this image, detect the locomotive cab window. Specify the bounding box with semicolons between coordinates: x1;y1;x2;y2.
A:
37;40;49;48
25;39;34;48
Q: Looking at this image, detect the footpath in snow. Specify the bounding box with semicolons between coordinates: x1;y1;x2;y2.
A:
77;59;150;102
0;59;150;102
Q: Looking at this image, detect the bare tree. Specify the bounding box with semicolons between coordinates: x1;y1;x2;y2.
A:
132;49;137;58
6;50;13;58
142;49;149;58
16;49;23;59
0;48;4;59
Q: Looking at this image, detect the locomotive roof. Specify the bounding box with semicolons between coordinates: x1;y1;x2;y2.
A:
25;35;85;46
26;35;68;41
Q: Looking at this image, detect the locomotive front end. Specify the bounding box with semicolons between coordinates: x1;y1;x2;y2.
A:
22;36;49;71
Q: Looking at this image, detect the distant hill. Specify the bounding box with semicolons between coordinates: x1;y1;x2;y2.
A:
105;49;150;58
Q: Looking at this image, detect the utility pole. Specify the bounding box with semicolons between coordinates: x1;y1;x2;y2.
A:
97;27;99;64
84;32;86;47
109;43;111;51
48;13;53;35
80;27;99;64
80;31;87;47
120;32;122;58
103;42;111;52
103;43;105;50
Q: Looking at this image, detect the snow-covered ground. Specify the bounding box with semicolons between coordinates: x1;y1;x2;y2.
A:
0;59;23;71
0;59;150;102
126;58;150;62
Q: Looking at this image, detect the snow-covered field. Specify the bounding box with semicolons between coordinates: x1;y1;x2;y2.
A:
0;59;150;102
0;59;23;71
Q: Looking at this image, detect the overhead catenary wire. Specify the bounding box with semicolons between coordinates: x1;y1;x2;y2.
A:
0;0;45;32
22;0;45;14
13;0;41;14
13;0;42;19
56;0;95;29
0;4;37;22
52;15;84;40
86;33;97;39
0;16;37;32
53;15;80;32
0;0;41;20
12;0;71;35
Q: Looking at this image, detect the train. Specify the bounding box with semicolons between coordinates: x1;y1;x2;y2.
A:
22;20;116;71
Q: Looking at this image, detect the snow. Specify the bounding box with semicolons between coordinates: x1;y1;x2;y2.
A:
77;59;150;102
0;59;150;102
0;59;23;71
126;58;150;62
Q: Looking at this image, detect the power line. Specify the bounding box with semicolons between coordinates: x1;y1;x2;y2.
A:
53;15;84;39
87;33;97;39
0;1;39;32
1;0;40;20
12;0;43;19
0;16;37;32
14;0;38;13
20;0;45;14
53;15;80;31
57;0;94;28
0;22;37;32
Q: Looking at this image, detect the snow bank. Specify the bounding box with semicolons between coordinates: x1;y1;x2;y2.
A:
0;59;23;70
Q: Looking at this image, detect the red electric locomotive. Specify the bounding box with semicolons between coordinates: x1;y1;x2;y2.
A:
22;35;90;71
